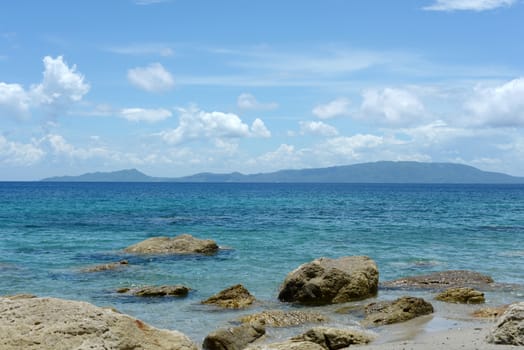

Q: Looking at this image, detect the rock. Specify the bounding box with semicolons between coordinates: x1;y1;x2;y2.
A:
202;322;265;350
2;294;36;300
202;284;255;309
362;296;434;326
124;234;219;255
381;270;494;291
486;302;524;346
240;310;328;327
0;296;197;350
118;285;190;297
82;260;129;272
472;305;509;318
246;341;324;350
278;256;379;305
291;327;373;349
435;287;485;304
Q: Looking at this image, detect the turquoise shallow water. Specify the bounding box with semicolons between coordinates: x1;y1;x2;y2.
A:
1;182;523;342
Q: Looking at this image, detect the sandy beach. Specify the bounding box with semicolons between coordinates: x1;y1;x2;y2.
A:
353;314;519;350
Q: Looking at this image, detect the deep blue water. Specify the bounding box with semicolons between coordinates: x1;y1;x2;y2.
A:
1;182;523;341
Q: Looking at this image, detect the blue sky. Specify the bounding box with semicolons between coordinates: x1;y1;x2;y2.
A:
1;0;524;180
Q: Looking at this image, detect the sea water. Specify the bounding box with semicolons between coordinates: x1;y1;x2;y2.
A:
0;182;523;342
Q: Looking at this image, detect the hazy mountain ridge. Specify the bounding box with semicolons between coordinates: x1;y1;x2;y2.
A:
40;161;524;183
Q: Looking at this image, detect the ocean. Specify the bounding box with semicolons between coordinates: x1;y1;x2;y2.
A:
1;182;523;342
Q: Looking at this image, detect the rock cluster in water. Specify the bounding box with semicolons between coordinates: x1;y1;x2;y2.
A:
117;285;191;297
381;270;494;290
202;284;255;309
362;296;434;326
435;287;485;304
5;230;521;350
278;256;379;305
124;234;219;255
239;310;329;327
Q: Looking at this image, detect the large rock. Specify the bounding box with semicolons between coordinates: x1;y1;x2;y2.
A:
0;296;197;350
435;287;485;304
278;256;379;305
246;341;324;350
362;296;434;327
240;310;328;327
291;327;373;349
202;284;255;309
117;285;190;297
202;322;265;350
124;234;219;255
486;302;524;346
381;270;494;290
82;260;129;272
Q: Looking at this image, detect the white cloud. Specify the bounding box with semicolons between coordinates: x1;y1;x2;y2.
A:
250;118;271;138
0;83;30;117
321;134;385;158
237;93;278;110
360;88;425;126
127;63;174;92
464;77;524;127
312;98;351;119
0;135;45;165
44;134;112;160
159;106;252;145
30;56;90;109
299;121;339;137
120;108;172;123
424;0;515;11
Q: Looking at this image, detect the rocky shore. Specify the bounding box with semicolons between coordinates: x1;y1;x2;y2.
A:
1;234;523;350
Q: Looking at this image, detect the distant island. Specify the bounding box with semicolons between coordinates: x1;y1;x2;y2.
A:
40;161;524;183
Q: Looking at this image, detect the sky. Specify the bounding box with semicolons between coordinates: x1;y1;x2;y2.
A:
1;0;524;180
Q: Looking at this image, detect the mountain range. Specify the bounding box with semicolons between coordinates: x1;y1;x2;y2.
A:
40;161;524;183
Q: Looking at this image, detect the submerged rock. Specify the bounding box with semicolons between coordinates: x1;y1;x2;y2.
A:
486;302;524;346
0;296;197;350
278;256;379;305
118;285;190;297
124;234;219;255
435;287;485;304
472;305;509;319
381;270;494;290
240;310;328;327
246;341;324;350
202;284;255;309
82;259;129;272
291;327;373;349
202;322;265;350
362;296;434;327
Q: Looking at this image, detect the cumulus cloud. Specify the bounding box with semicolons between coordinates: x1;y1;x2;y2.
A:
312;98;351;119
159;106;259;145
0;135;45;165
120;108;172;123
423;0;515;11
237;93;278;110
251;118;271;138
299;121;339;137
127;63;174;92
30;56;90;109
0;56;89;118
464;77;524;127
0;83;30;117
360;88;425;126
